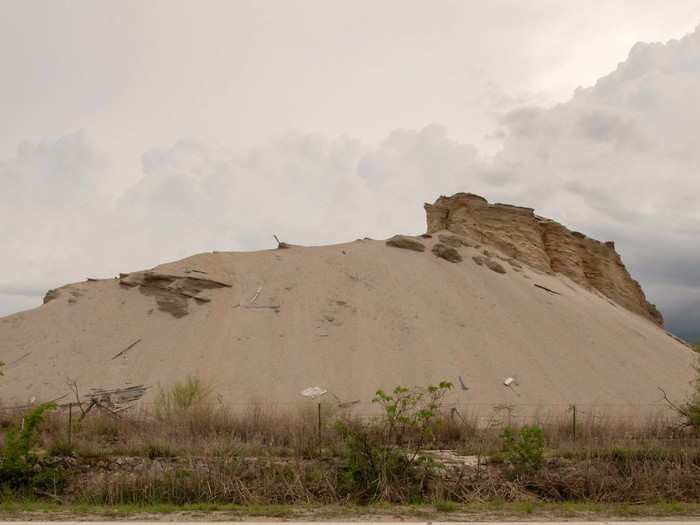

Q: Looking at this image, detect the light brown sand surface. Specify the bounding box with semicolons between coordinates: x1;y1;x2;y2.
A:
0;232;694;416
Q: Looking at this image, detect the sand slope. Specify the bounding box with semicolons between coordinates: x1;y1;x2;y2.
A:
0;232;695;415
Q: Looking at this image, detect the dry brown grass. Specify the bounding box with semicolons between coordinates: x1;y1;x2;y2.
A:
2;398;700;505
0;399;691;460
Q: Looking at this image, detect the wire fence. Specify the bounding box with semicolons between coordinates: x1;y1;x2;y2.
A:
0;399;680;429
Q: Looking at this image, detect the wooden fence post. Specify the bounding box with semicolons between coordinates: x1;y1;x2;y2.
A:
67;402;73;445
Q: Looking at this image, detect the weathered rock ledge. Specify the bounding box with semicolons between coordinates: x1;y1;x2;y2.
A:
425;192;662;325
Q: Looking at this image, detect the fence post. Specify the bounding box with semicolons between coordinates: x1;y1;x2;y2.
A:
571;404;577;442
318;402;322;456
67;402;73;445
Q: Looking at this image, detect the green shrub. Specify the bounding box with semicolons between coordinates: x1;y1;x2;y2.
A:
665;360;700;429
336;381;452;502
0;403;56;490
154;376;212;418
500;425;545;476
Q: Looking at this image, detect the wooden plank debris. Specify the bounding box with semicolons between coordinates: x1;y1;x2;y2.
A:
111;338;142;360
458;375;469;391
242;304;280;309
68;384;150;419
534;283;562;295
248;286;263;304
6;352;31;368
184;268;208;275
273;234;291;249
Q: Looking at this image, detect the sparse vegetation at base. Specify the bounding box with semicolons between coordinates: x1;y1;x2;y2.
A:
2;501;700;521
1;378;700;508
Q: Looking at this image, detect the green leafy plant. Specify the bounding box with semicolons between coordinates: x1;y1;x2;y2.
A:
0;403;56;490
660;360;700;429
500;425;545;476
154;376;212;418
336;381;453;502
372;381;453;447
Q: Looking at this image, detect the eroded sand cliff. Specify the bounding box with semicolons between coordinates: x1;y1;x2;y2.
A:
425;193;662;325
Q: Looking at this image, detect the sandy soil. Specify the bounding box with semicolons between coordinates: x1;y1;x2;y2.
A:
0;232;695;416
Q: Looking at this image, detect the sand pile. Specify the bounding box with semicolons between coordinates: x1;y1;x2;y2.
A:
0;193;695;414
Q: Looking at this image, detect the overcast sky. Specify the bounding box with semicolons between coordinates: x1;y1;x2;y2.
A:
1;0;699;340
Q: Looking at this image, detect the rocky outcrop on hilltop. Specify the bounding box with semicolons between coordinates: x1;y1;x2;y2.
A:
425;193;662;325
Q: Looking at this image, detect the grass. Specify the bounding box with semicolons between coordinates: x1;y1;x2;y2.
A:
2;500;700;519
2;376;700;507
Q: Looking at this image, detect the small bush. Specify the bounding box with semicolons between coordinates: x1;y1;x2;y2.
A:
0;403;56;490
663;361;700;429
154;376;212;418
500;425;545;476
336;381;452;502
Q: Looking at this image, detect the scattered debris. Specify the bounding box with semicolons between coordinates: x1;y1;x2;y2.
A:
432;243;462;263
248;286;263;304
416;449;482;470
242;304;280;310
67;380;148;419
184;268;208;275
534;283;562;295
273;234;292;249
503;377;520;397
87;384;148;406
300;386;327;399
111;338;142;360
6;352;31;368
179;289;212;302
385;235;425;252
458;375;469;391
